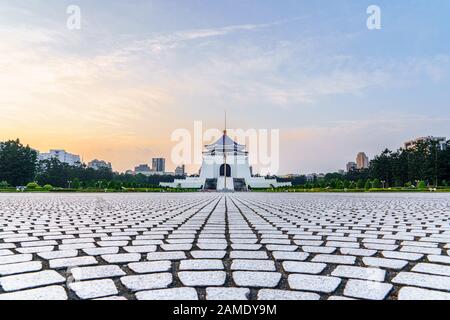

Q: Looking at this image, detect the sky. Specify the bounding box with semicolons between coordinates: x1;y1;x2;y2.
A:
0;0;449;174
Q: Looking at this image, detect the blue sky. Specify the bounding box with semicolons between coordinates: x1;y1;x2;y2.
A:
0;0;449;173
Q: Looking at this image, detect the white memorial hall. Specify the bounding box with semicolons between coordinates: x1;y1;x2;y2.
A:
161;129;291;191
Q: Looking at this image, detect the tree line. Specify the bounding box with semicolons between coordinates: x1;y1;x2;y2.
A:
278;140;450;189
1;138;449;189
0;139;178;189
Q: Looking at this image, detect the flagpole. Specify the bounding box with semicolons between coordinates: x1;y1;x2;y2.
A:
224;110;227;190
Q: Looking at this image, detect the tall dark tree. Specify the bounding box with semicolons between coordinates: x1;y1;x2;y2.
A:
370;149;393;186
0;139;37;186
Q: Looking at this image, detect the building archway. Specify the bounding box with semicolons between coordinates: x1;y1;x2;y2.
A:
219;164;231;177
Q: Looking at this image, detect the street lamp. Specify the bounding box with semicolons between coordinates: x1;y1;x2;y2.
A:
435;143;439;187
67;180;72;189
381;180;386;189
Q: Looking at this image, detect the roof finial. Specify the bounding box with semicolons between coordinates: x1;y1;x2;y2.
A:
224;110;227;136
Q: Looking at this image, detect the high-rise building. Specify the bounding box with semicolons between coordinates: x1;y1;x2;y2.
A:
346;162;357;172
38;150;81;166
404;136;447;150
88;159;112;171
175;165;186;176
356;152;369;170
152;158;166;172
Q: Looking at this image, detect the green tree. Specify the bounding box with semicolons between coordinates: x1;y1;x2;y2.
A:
72;178;81;189
372;178;381;189
0;139;37;186
336;181;345;189
356;179;365;189
0;181;9;188
417;181;427;189
364;180;371;190
26;182;40;189
370;149;393;185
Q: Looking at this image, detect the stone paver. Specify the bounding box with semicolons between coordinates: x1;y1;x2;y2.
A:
69;279;118;299
233;271;281;288
121;273;172;291
136;288;198;300
392;272;450;291
180;259;224;271
71;265;126;281
398;286;450;300
344;279;393;300
273;251;309;261
1;193;450;300
0;286;67;300
411;263;450;277
146;251;186;261
288;274;341;293
231;259;275;271
50;256;98;269
190;250;226;259
312;254;356;265
128;261;172;274
283;261;326;274
0;270;65;291
331;266;385;281
101;253;141;264
178;271;226;286
0;261;42;276
257;289;320;300
38;250;79;260
206;287;249;300
363;257;408;270
0;254;32;266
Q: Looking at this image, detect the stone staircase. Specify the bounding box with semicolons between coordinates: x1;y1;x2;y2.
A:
233;178;248;192
203;179;217;191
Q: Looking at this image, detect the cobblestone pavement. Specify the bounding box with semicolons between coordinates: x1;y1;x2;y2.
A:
0;193;450;300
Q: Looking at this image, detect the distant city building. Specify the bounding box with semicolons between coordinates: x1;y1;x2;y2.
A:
404;136;447;150
134;164;151;174
281;174;302;179
39;150;80;166
175;165;186;176
356;152;369;170
346;162;357;172
88;159;112;171
306;173;324;182
338;169;345;175
152;158;166;172
129;163;174;176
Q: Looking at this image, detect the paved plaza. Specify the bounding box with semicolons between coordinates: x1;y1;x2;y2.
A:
0;193;450;300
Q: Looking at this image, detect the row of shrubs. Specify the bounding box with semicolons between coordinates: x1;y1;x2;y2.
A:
253;187;450;193
0;182;200;193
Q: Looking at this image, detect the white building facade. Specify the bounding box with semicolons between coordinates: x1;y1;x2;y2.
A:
39;150;81;166
88;159;112;171
404;136;447;150
161;131;291;191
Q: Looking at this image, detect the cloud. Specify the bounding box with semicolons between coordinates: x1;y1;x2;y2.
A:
1;7;449;173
